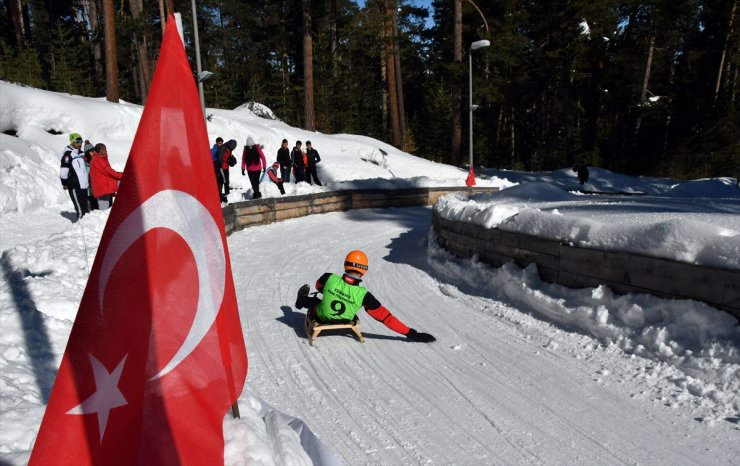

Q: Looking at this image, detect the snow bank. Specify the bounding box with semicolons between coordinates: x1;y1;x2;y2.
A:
426;232;740;422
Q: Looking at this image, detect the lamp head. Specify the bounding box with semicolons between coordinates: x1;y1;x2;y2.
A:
471;40;491;51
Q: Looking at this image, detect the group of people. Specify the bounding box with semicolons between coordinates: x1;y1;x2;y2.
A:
278;139;322;186
59;133;123;220
212;136;324;202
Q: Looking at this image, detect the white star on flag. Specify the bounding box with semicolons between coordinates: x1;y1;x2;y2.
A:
67;354;129;443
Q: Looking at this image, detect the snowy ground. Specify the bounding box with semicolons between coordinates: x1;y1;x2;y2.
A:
1;81;739;464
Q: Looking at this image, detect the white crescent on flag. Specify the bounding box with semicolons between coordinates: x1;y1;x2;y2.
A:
98;189;226;380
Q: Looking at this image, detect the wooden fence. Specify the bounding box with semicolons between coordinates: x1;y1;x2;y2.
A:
431;209;740;319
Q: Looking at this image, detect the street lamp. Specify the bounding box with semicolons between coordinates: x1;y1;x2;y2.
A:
466;39;490;187
191;0;206;119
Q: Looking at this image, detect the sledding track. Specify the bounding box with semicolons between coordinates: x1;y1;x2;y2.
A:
228;207;738;465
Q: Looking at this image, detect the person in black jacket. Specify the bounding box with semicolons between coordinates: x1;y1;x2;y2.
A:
291;140;306;183
276;139;291;183
215;139;237;203
304;141;322;186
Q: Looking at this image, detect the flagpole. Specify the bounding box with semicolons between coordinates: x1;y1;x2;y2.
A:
189;2;242;419
190;0;206;118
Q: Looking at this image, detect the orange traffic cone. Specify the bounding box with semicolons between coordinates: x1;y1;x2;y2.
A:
465;166;476;186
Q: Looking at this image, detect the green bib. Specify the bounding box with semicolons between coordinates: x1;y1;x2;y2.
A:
316;274;368;322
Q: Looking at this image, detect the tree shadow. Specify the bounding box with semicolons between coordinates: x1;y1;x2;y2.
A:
1;252;56;403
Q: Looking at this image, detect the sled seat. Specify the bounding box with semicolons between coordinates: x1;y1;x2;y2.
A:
305;315;364;346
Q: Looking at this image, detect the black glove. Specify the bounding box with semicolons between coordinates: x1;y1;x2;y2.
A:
241;170;245;176
406;328;436;343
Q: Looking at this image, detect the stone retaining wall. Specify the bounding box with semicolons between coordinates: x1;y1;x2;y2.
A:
222;187;500;235
431;208;740;319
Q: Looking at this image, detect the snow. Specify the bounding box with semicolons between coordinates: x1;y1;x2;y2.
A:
1;80;739;465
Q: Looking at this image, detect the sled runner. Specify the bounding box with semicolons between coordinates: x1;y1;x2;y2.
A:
305;312;365;346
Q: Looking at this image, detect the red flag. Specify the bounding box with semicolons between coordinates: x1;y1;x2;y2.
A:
30;14;247;466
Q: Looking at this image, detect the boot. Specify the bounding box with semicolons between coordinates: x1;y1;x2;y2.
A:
295;284;310;309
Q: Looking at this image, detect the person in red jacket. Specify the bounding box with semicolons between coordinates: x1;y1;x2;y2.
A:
89;143;123;210
266;162;286;195
295;250;436;343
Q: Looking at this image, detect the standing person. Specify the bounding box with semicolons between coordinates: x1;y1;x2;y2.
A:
577;163;590;185
304;140;322;186
89;143;123;210
210;137;223;164
59;133;89;220
82;141;99;210
215;139;237;203
277;138;292;183
266;161;286;195
291;140;306;183
295;250;436;343
241;136;267;199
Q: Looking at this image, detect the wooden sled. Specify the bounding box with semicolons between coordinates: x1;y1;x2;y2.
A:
305;314;365;346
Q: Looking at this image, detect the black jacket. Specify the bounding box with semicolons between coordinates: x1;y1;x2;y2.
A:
291;148;305;172
277;147;291;168
306;148;321;167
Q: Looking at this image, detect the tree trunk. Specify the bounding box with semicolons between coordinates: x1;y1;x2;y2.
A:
639;35;655;104
385;0;401;148
159;0;166;35
6;0;26;50
302;0;315;131
510;107;516;165
102;0;119;102
634;34;655;138
452;0;463;165
392;3;406;147
714;0;737;103
380;48;388;139
82;0;104;91
731;54;738;107
326;0;337;79
129;0;151;103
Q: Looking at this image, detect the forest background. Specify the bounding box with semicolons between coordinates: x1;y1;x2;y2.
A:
1;0;737;179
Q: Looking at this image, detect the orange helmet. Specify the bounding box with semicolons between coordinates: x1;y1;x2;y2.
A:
344;250;368;276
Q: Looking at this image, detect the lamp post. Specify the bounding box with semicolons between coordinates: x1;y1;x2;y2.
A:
466;39;490;187
191;0;206;119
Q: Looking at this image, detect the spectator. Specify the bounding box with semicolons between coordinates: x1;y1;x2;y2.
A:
573;162;589;185
277;138;291;183
241;136;267;199
89;143;123;210
82;141;99;211
59;133;89;220
291;140;306;183
210;137;223;164
215;139;237;203
304;140;322;186
266;161;286;195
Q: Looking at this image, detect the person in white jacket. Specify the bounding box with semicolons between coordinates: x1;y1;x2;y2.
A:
59;133;89;220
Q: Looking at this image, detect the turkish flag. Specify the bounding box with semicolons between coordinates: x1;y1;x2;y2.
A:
29;14;247;466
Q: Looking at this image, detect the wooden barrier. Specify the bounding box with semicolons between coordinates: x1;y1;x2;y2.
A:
431;209;740;319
